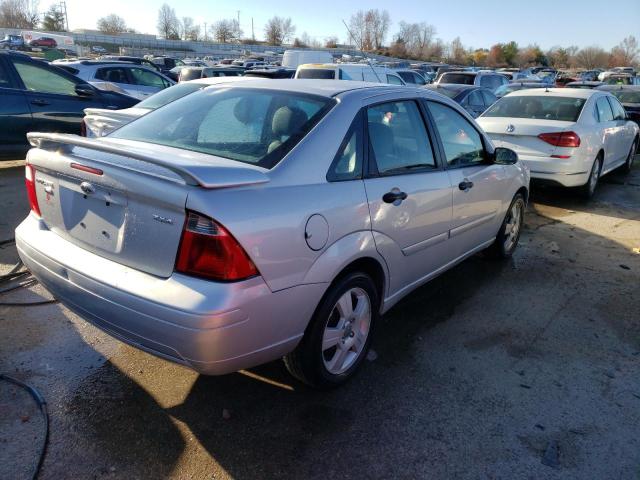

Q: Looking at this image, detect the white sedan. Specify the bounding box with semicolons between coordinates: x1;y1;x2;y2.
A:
477;88;639;198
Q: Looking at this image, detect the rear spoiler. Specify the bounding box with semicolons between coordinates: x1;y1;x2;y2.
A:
27;132;270;189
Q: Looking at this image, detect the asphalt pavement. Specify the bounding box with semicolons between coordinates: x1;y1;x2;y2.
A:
1;159;639;479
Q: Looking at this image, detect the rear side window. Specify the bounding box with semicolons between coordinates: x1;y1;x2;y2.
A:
130;68;169;88
0;60;13;88
111;88;335;169
13;60;78;96
607;97;627;120
427;101;485;167
483;96;586;122
95;67;130;84
596;97;614;122
327;115;362;181
297;69;335;79
367;100;436;174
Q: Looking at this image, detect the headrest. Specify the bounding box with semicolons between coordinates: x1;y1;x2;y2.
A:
272;106;308;137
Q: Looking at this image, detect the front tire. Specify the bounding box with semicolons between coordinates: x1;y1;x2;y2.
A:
284;272;379;389
488;193;525;259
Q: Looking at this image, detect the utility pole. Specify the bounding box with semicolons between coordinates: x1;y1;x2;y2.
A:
204;22;207;42
251;17;254;42
59;1;69;31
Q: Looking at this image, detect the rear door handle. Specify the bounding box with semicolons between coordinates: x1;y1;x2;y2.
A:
458;180;474;191
382;190;408;204
30;99;50;106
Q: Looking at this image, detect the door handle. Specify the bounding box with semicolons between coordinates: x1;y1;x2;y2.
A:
458;180;474;191
382;190;408;204
30;99;50;106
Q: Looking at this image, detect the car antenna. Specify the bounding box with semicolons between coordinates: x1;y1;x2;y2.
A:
342;19;382;83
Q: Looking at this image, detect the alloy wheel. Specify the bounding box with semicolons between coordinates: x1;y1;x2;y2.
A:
322;287;371;375
503;200;523;252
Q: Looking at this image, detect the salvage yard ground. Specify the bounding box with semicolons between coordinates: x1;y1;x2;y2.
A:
1;159;639;479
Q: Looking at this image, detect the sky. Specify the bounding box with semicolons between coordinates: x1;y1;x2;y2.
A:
43;0;639;50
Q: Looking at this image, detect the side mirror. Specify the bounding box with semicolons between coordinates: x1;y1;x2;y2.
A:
75;83;95;97
494;147;518;165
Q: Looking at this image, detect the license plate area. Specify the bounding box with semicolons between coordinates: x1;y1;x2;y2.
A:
52;174;127;253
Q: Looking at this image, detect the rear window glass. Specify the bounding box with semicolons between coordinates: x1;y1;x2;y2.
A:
483;96;586;122
440;73;475;85
111;87;335;169
136;82;204;109
431;87;460;99
297;69;336;79
179;68;203;81
611;90;640;103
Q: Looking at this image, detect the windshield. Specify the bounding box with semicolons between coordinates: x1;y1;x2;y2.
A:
136;82;204;110
483;96;586;122
111;87;335;169
611;90;640;104
179;69;203;82
440;73;475;85
297;69;336;79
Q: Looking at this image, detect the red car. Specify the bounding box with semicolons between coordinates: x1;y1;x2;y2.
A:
28;37;57;48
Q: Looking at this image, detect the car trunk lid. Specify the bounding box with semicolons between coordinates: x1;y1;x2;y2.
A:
479;117;576;157
26;133;269;278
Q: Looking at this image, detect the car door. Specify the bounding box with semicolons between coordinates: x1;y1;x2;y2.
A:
595;96;619;167
0;56;32;155
10;57;105;136
128;67;172;98
425;100;508;258
362;99;454;295
607;96;634;161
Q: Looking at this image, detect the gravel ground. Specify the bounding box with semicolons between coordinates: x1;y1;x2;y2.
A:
1;158;639;479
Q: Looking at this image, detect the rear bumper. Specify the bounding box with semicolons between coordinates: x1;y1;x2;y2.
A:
518;155;590;187
16;215;327;375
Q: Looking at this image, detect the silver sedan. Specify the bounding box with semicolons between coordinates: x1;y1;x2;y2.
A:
16;79;529;388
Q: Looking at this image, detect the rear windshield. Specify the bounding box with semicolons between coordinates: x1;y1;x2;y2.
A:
111;87;335;169
440;73;475;85
297;68;336;79
483;95;586;122
179;68;203;82
611;90;640;103
136;82;204;109
431;87;460;99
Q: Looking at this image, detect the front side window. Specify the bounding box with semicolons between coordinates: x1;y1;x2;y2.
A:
366;100;436;175
427;101;485;167
111;88;334;169
483;96;586;122
481;90;497;106
596;97;614;122
13;60;78;96
129;68;169;88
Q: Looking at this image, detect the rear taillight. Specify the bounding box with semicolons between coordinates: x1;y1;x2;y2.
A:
175;211;258;282
25;163;41;217
538;131;581;148
80;118;87;137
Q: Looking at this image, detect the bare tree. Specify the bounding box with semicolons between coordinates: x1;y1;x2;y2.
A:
347;10;369;49
210;19;241;43
609;36;638;66
0;0;39;29
181;16;199;41
367;9;390;49
574;46;609;69
157;3;180;40
395;21;437;59
97;14;127;35
448;37;467;64
324;36;338;48
264;16;295;46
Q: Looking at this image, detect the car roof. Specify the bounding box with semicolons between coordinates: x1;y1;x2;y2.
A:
504;87;602;99
202;78;396;97
595;84;640;92
426;83;477;93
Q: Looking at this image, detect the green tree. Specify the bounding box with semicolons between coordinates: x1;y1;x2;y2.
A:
42;5;65;31
502;41;519;66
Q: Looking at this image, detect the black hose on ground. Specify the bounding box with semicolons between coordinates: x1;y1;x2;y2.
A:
0;374;49;480
0;260;58;306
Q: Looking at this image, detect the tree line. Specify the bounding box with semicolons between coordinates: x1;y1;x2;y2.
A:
1;0;637;68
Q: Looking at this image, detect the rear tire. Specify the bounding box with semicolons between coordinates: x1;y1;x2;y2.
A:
622;138;638;174
580;155;602;200
284;271;379;389
487;193;525;259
